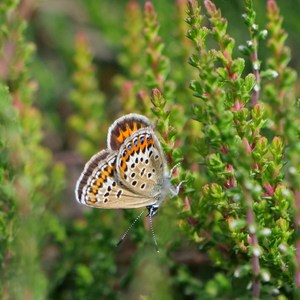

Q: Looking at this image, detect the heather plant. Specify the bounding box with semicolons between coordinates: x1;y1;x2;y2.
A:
178;0;298;298
51;32;120;300
68;33;108;157
67;0;299;299
1;0;300;299
0;1;64;298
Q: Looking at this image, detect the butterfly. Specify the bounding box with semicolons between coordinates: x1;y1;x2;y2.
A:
75;113;183;251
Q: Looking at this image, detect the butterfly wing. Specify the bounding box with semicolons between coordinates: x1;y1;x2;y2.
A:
115;128;169;198
75;149;156;209
107;113;152;150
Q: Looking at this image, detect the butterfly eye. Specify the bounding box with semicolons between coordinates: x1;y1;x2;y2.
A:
133;138;138;146
146;134;151;142
140;135;145;144
127;143;132;150
122;149;127;157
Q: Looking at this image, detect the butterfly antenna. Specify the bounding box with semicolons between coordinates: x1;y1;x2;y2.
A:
149;213;159;253
116;210;145;247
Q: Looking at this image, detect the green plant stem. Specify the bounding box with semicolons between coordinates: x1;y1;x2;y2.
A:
245;189;260;297
250;38;260;106
244;0;261;106
295;190;300;287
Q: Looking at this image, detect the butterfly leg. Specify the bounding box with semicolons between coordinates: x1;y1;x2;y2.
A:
169;162;182;178
169;162;187;197
175;180;187;195
169;179;187;197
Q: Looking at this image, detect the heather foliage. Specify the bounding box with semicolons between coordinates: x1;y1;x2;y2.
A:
0;0;299;299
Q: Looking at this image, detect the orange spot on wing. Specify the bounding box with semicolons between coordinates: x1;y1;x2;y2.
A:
95;178;103;187
116;122;140;145
88;195;97;203
146;137;153;148
116;133;124;143
132;121;138;132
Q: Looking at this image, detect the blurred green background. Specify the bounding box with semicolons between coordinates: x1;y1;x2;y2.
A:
1;0;300;299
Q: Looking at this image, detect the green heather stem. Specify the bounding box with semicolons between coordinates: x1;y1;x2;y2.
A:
245;190;260;297
143;1;174;102
295;190;300;287
244;0;261;106
249;36;260;106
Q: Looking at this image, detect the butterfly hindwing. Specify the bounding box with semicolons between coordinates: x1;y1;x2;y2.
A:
107;113;152;151
116;128;169;197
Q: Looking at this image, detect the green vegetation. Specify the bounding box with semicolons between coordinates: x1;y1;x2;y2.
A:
0;0;299;299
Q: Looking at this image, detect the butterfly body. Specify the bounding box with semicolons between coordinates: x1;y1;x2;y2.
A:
75;114;178;216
